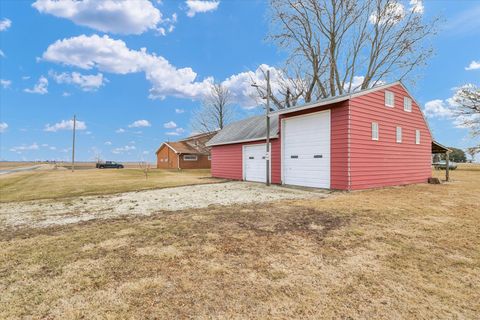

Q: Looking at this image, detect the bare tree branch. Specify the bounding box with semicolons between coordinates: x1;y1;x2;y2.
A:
265;0;439;109
191;83;234;133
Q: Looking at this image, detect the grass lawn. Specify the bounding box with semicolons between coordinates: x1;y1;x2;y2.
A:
0;168;217;202
0;165;478;318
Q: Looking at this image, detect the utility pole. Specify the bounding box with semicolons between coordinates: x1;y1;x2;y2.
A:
72;114;76;172
265;70;271;186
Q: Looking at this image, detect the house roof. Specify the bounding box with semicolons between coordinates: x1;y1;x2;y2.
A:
156;131;217;155
206;114;279;147
432;141;451;154
207;81;434;147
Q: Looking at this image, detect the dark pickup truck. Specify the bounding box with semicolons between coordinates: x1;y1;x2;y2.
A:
96;161;124;169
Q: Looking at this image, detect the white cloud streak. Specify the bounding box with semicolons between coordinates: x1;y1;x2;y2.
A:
10;143;39;153
24;76;49;95
166;127;185;136
1;79;12;89
42;34;213;100
164;121;177;129
0;18;11;31
32;0;162;35
128;120;151;128
112;145;136;154
465;60;480;71
0;122;8;133
44;119;87;132
186;0;220;17
50;71;107;91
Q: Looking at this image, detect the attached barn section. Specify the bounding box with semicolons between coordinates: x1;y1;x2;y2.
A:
207;82;434;191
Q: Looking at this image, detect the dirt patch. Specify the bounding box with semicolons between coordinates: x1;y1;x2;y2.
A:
237;206;345;241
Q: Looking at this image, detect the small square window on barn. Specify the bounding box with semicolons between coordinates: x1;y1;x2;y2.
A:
208;155;211;160
183;155;198;161
396;126;402;143
371;122;379;140
404;97;412;112
385;91;395;107
415;129;421;144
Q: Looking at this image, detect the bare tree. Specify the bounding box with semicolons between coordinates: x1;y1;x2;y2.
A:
466;146;479;163
138;160;151;180
192;83;234;133
262;0;439;109
453;84;480;137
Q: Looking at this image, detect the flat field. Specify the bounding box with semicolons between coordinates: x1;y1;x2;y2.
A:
0;168;217;202
0;165;478;318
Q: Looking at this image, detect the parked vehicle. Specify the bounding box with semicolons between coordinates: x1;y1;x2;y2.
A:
433;161;457;170
96;161;124;169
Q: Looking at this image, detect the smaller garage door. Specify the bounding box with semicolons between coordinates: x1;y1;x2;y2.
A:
243;144;270;183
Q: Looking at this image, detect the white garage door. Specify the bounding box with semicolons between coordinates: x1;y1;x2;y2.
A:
283;110;330;188
243;144;269;183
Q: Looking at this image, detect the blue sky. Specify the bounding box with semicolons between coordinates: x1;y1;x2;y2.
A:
0;0;479;162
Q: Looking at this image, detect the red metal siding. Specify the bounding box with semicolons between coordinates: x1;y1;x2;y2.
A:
211;139;281;184
349;84;432;190
279;101;349;190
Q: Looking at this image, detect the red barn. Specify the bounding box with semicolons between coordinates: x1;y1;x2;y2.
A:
206;82;435;190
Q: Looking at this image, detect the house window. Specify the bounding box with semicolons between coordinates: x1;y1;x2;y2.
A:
396;126;402;143
208;155;211;160
371;122;379;141
183;155;198;161
385;91;395;107
415;129;420;144
404;97;412;112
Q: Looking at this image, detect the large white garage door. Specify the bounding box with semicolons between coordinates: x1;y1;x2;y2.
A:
283;110;330;188
243;144;269;183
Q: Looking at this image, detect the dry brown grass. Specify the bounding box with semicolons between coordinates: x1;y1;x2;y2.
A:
0;165;478;319
0;168;218;202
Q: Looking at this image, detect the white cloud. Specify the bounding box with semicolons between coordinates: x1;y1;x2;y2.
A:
0;18;11;31
42;35;296;108
465;60;480;71
175;108;185;113
24;76;49;95
0;49;5;58
221;64;286;109
112;145;136;154
42;34;213;100
62;92;71;97
10;143;39;153
166;127;185;136
22;76;31;80
128;119;151;128
50;71;106;91
0;79;12;89
32;0;162;35
104;141;112;145
424;99;453;119
116;128;125;133
164;121;177;129
0;122;8;133
424;85;480;131
186;0;220;17
44;119;87;132
409;0;424;14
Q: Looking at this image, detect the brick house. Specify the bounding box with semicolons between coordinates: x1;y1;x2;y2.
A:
156;132;217;169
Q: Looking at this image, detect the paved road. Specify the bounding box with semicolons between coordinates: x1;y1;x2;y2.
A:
0;165;44;175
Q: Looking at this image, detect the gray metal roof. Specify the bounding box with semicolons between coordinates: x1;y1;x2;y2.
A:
206;81;433;147
206;114;279;146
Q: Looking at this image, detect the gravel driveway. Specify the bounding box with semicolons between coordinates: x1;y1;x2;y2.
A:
0;181;328;229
